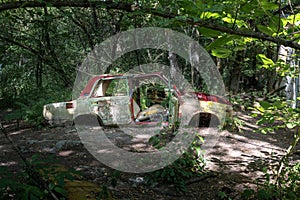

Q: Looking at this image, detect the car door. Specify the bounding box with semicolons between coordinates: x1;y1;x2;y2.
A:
132;74;179;126
89;77;131;125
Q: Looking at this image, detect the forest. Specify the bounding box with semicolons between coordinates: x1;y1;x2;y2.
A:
0;0;299;199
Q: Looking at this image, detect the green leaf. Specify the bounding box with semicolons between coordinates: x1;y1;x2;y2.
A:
257;25;274;36
54;186;68;197
206;35;239;50
242;189;255;199
48;182;55;190
259;101;271;109
198;135;204;143
170;169;175;176
273;101;283;108
177;0;199;16
200;11;221;19
211;48;232;58
222;16;246;27
257;188;272;200
259;0;278;11
234;45;246;51
199;27;220;37
261;129;268;134
286;123;296;129
174;16;188;21
257;118;265;125
218;191;227;199
256;54;274;66
241;3;256;13
269;16;283;33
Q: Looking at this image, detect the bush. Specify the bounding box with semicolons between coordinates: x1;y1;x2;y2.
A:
0;154;76;200
245;96;300;200
242;163;300;200
146;130;206;192
3;88;72;127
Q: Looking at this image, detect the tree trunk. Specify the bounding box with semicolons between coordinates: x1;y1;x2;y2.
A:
229;70;241;95
280;46;300;108
43;7;72;87
228;51;243;94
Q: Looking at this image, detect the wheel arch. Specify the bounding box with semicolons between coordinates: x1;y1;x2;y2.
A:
188;112;220;127
73;113;104;126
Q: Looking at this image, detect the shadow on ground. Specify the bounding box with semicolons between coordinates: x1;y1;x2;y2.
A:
0;109;299;199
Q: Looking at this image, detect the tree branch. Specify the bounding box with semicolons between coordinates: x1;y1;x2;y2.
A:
0;34;39;55
1;1;300;50
0;0;134;12
273;1;300;15
148;10;300;50
0;34;72;87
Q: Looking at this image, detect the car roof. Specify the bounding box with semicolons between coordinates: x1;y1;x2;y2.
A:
79;72;166;97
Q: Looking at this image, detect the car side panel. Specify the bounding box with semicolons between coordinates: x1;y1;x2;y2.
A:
198;101;232;125
90;96;131;125
43;102;74;125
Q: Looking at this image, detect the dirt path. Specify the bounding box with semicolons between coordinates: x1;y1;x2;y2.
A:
0;110;299;199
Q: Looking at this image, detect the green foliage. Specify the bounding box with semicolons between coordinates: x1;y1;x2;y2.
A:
223;114;245;133
3;88;71;126
218;190;233;200
256;54;300;79
256;54;275;69
96;170;120;199
257;25;275;36
0;154;76;199
110;170;121;188
249;97;300;199
211;48;232;58
97;185;110;200
0;1;299;199
251;98;300;134
146;130;206;192
0;0;299;118
4;97;47;126
229;93;256;111
242;163;300;200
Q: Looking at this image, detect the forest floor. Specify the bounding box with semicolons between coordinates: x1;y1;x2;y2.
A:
0;109;299;200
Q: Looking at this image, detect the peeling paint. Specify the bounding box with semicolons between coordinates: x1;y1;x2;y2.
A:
43;73;232;127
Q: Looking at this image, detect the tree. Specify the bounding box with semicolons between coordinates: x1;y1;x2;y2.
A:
0;1;299;198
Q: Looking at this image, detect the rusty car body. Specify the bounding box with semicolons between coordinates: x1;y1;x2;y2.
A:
43;72;232;128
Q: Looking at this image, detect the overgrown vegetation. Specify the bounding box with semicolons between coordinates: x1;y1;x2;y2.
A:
0;155;75;200
146;129;206;192
241;163;300;200
243;97;300;199
0;0;300;199
3;88;71;126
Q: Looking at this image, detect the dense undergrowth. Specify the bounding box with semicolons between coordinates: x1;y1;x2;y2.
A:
228;92;300;200
0;91;299;199
2;88;72;126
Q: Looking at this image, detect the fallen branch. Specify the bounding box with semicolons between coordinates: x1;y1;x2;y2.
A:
263;85;286;101
185;171;218;186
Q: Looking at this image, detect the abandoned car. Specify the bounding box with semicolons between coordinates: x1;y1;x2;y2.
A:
43;72;232;128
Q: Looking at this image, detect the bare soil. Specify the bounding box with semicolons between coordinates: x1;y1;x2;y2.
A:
0;109;299;200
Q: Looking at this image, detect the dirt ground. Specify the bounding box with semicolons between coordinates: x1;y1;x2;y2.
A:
0;109;299;200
